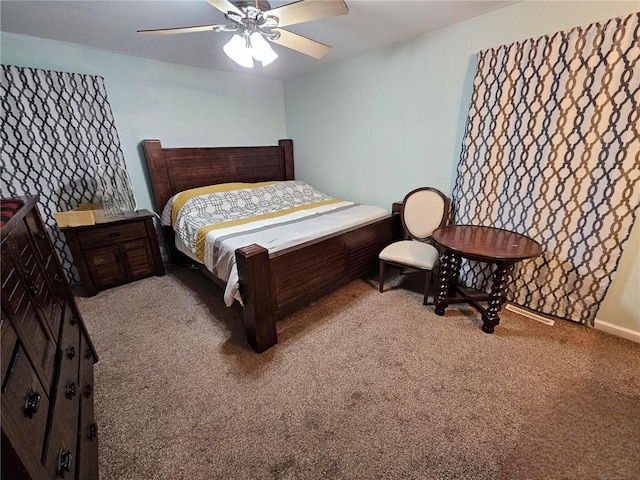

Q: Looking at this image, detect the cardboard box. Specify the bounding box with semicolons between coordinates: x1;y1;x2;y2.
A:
54;203;102;228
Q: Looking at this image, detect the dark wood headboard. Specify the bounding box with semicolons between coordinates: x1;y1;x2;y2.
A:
141;139;295;213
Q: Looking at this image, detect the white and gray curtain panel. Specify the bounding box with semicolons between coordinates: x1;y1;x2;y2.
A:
453;12;639;326
1;65;134;282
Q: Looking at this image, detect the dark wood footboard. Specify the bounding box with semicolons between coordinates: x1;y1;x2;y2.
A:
235;215;395;353
142;138;397;353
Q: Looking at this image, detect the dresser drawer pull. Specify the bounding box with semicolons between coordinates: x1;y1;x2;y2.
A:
83;383;92;398
54;273;64;283
25;273;38;296
34;230;46;240
65;381;77;399
88;422;98;441
66;346;76;359
70;315;78;326
108;231;121;238
85;347;93;360
24;388;41;418
57;448;73;477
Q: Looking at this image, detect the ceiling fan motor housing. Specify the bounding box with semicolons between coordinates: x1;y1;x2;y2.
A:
232;0;272;18
232;0;272;11
227;0;279;39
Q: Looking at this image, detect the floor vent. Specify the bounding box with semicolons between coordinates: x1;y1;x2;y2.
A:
506;304;555;326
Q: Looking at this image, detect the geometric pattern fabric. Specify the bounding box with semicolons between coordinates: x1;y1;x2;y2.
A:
1;65;134;282
452;12;640;326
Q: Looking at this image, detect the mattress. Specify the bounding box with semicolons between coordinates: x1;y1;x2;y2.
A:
162;180;389;306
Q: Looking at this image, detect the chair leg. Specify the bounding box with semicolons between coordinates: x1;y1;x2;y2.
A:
423;270;432;305
379;260;385;293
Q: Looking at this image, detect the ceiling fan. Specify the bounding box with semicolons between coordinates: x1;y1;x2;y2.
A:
138;0;349;68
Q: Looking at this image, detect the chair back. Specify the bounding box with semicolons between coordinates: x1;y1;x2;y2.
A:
401;187;450;241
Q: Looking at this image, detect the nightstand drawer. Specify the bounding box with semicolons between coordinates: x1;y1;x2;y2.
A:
77;221;147;249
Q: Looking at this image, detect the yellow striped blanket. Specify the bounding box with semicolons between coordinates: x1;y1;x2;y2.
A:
161;181;389;306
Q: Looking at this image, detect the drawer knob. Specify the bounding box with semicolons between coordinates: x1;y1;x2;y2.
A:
83;383;92;398
66;346;76;359
88;422;98;441
57;448;73;476
54;273;64;283
34;230;46;240
65;381;77;399
24;388;41;418
108;231;121;238
25;273;38;296
70;315;78;326
85;347;93;360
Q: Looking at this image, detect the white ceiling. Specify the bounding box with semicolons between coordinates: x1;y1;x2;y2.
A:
0;0;517;80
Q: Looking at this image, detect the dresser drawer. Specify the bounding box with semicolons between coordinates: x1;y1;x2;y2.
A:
1;244;56;389
76;331;98;480
24;209;67;302
57;305;81;403
9;220;62;341
44;363;80;480
44;397;79;480
1;313;18;384
77;221;147;249
1;346;50;464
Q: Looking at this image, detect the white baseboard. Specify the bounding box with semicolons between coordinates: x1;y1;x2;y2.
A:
594;319;640;344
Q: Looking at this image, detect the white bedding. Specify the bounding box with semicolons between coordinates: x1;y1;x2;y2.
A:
162;181;389;306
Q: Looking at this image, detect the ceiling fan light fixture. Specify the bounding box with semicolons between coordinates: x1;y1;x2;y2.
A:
223;33;255;68
223;31;278;68
249;32;278;66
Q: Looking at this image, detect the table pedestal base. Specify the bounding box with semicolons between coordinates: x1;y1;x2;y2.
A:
434;251;514;334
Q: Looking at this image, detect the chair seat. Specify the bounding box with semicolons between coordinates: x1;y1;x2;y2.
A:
379;240;440;269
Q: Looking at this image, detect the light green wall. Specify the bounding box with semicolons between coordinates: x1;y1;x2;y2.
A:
2;2;638;334
1;32;287;212
598;220;640;333
284;1;640;333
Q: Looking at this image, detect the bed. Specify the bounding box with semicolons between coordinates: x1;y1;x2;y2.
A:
142;139;395;353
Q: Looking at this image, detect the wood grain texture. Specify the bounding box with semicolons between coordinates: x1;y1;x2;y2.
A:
142;139;395;353
432;225;543;333
141;139;294;215
1;196;98;480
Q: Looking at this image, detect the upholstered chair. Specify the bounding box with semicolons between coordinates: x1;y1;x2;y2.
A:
379;187;450;305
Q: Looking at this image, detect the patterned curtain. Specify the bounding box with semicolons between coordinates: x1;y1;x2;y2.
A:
0;65;134;282
452;13;639;326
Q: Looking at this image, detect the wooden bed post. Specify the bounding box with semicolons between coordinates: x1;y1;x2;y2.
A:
279;139;295;180
141;140;172;214
235;244;277;353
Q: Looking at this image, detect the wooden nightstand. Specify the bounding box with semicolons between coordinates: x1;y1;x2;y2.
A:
61;209;165;296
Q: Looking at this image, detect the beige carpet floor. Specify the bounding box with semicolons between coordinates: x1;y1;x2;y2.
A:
74;267;640;480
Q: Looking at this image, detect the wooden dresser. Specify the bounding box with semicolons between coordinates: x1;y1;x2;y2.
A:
60;209;165;297
1;196;99;480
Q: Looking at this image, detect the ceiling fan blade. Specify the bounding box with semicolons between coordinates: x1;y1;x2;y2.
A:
269;28;331;59
138;24;232;35
265;0;348;28
206;0;243;16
